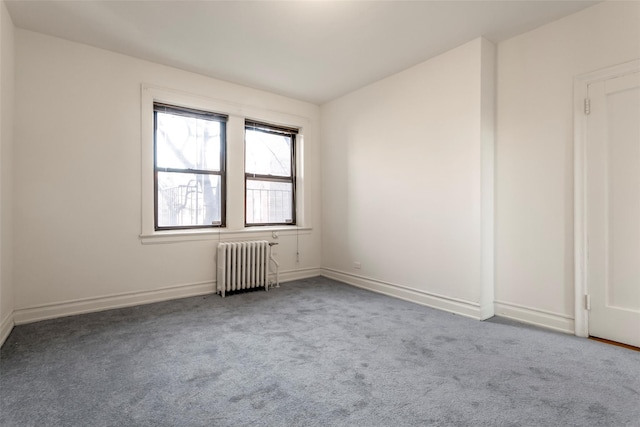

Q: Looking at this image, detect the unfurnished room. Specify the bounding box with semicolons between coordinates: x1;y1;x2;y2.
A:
0;1;639;426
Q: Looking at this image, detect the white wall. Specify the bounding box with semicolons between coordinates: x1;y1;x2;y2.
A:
495;1;640;332
12;30;321;323
321;38;495;319
0;0;15;344
7;1;638;335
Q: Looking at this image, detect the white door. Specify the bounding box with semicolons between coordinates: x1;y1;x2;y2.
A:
586;71;640;347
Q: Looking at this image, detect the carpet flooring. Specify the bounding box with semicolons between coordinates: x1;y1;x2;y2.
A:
1;277;639;426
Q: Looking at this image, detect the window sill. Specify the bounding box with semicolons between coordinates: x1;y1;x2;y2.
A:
139;226;312;245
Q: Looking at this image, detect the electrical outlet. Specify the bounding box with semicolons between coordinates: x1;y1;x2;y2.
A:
353;261;361;269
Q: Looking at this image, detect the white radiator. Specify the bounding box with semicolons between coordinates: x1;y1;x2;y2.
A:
216;240;279;297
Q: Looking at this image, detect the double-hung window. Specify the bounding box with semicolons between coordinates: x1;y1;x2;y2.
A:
154;103;227;230
245;120;297;226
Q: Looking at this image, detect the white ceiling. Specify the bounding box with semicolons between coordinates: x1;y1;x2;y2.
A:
6;0;598;104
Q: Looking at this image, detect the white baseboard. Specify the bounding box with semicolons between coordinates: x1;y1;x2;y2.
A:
12;267;322;326
1;312;14;347
13;281;216;325
321;268;485;320
279;267;322;283
6;269;576;337
494;300;575;334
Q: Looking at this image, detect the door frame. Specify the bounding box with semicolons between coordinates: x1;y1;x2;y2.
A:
573;59;640;338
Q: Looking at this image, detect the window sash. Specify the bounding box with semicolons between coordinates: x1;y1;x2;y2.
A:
244;121;296;226
245;120;299;136
245;177;295;226
154;102;228;122
154;104;227;230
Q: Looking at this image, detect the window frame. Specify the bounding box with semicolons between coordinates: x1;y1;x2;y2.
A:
153;102;228;231
244;120;298;227
140;84;313;244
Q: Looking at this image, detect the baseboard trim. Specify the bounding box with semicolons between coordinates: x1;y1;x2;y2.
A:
321;268;484;320
0;312;14;347
7;269;576;335
13;281;216;325
12;267;322;326
494;300;575;334
279;267;322;283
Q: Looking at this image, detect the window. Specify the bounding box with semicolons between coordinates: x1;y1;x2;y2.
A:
154;103;227;230
245;120;297;226
141;85;311;242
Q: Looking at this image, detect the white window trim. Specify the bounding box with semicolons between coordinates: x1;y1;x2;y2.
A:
140;84;313;244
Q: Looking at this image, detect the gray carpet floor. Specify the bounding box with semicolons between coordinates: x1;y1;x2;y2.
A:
1;276;639;426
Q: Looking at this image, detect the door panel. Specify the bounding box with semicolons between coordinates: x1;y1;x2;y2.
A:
587;72;640;347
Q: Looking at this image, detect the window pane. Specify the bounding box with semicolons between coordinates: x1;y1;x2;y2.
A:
156;111;221;171
245;129;291;176
157;172;221;227
246;179;293;224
